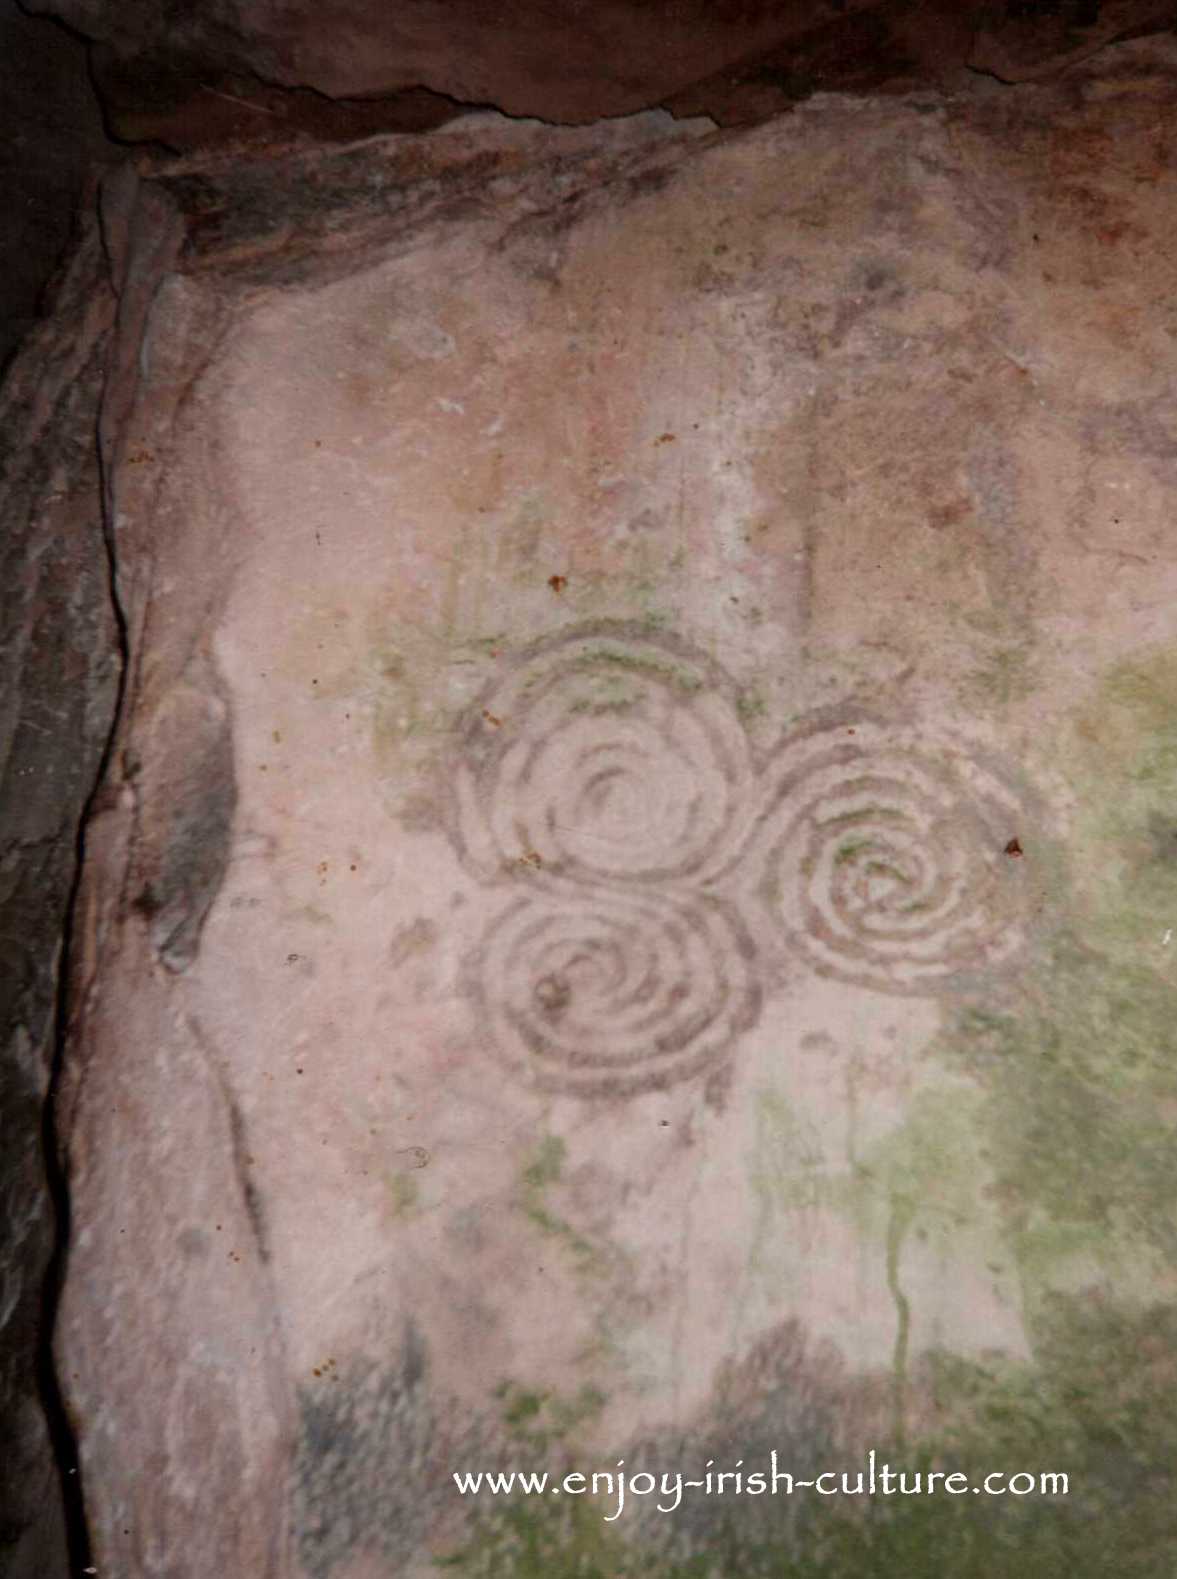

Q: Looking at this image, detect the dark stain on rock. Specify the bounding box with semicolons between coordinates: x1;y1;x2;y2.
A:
828;256;906;346
294;1325;429;1577
388;916;439;970
442;1295;1177;1573
395;1145;430;1169
626;165;675;201
928;496;972;530
226;1093;270;1262
1141;814;1177;869
292;1323;494;1579
129;662;236;972
176;1226;210;1259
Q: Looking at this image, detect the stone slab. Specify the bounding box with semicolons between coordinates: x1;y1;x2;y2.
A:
57;40;1177;1577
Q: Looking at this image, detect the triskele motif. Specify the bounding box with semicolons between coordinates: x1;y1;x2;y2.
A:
446;620;1033;1096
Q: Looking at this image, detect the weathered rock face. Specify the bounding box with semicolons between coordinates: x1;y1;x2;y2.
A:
0;207;121;1576
46;34;1177;1578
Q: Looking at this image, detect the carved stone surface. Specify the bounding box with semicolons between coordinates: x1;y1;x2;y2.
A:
44;35;1177;1578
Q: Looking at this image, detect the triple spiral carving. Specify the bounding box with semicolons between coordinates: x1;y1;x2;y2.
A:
447;622;1033;1097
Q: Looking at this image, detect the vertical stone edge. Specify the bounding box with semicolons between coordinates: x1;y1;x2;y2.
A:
0;180;121;1579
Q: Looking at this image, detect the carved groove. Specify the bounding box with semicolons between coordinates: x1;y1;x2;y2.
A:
747;720;1029;993
467;887;761;1097
442;624;1034;1095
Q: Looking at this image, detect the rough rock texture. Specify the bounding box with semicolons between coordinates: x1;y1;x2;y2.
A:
0;202;120;1576
28;0;1177;146
0;0;117;371
970;0;1176;80
46;33;1177;1579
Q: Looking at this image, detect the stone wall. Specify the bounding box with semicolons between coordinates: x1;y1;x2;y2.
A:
7;31;1177;1578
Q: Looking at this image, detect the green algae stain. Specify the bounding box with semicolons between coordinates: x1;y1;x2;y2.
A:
435;649;1177;1578
1060;646;1177;963
493;1379;607;1456
437;1497;636;1579
748;1079;995;1267
747;1078;998;1445
956;605;1037;709
936;945;1177;1323
735;686;768;723
438;1296;1177;1579
834;1084;995;1443
839;1086;991;1240
361;616;502;825
749;1088;827;1218
576;646;704;694
443;977;1177;1569
935;647;1177;1319
901;649;1177;1303
517;1136;605;1276
354;539;703;824
500;491;549;569
565;672;647;714
964;642;1036;708
521;1134;566;1194
385;1171;419;1219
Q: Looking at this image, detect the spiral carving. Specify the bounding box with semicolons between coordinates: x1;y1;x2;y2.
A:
438;624;1037;1095
467;888;761;1096
749;721;1029;993
453;624;751;884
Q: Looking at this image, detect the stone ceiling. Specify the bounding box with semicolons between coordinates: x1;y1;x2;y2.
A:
30;0;1177;149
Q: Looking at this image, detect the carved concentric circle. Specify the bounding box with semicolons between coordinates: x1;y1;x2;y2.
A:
453;623;752;884
750;720;1029;993
438;622;1039;1096
467;887;761;1097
